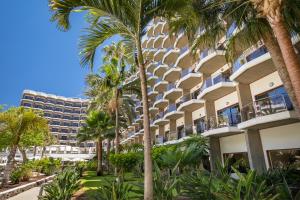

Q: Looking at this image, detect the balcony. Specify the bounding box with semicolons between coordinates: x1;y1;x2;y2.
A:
153;21;165;35
134;115;143;124
195;48;226;74
153;48;167;61
147;74;158;86
163;66;181;82
163;83;182;101
174;31;188;48
135;102;143;112
238;95;298;130
175;46;194;68
153;34;166;48
147;87;158;99
198;74;235;100
200;114;242;137
153;77;168;92
146;37;155;48
230;45;275;84
153;112;169;126
153;62;169;77
153;94;168;109
150;120;158;130
178;90;205;112
149;106;159;115
164;103;184;120
146;62;157;73
177;68;202;89
162;34;176;48
162;48;180;65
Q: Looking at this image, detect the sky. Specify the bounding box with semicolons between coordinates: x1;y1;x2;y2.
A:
0;1;113;108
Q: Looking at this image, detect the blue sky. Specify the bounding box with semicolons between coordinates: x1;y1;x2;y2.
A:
0;1;112;108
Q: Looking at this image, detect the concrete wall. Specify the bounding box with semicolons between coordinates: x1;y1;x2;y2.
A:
260;122;300;168
214;91;239;112
219;133;247;163
249;72;282;100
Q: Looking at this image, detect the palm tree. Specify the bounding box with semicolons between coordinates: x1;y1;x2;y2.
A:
84;61;140;154
48;1;196;198
0;107;49;187
158;0;300;114
249;0;300;109
78;110;114;176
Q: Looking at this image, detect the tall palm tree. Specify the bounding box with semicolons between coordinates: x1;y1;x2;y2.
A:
0;107;49;187
249;0;300;108
159;0;300;114
84;60;140;153
78;110;114;176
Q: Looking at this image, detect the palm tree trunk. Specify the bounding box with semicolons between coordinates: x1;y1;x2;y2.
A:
263;32;300;115
106;139;111;172
33;146;37;158
1;145;17;187
136;38;153;200
41;146;46;158
97;137;103;176
115;90;120;153
19;147;27;163
269;20;300;111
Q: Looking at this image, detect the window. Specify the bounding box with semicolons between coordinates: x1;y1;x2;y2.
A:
255;86;293;110
267;148;300;169
223;152;250;173
194;117;205;134
217;104;241;126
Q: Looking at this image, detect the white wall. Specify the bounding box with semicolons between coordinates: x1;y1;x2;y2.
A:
249;71;283;100
214;91;239;112
192;107;206;120
260;122;300;168
219;133;247;163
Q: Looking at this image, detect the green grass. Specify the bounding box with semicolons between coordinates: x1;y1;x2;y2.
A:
80;171;143;198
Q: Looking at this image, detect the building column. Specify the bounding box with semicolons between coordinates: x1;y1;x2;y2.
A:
139;135;143;144
169;119;177;140
209;137;222;172
184;111;193;136
236;83;253;121
245;129;267;173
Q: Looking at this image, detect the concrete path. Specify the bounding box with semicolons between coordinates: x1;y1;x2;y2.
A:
8;187;40;200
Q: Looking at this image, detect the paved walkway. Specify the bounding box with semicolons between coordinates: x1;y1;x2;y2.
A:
8;187;40;200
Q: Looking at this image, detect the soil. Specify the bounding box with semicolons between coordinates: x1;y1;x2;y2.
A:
0;175;47;192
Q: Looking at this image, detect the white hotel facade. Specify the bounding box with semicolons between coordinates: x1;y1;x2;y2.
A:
121;17;300;172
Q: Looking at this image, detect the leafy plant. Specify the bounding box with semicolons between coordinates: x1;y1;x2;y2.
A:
75;161;87;177
10;168;23;184
41;168;80;200
93;179;143;200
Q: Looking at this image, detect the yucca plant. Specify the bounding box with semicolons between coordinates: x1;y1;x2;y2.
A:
93;179;143;200
41;168;80;200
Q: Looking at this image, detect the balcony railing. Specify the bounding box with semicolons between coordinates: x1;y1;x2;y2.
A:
154;112;165;121
226;22;237;39
155;77;163;84
156;94;163;101
166;104;177;114
240;94;293;122
180;45;189;54
201;73;231;90
181;68;193;78
233;45;269;73
167;83;176;91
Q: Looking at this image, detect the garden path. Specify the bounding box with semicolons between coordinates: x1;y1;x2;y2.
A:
8;186;40;200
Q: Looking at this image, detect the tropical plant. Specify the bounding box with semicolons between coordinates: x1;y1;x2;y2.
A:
110;152;142;179
41;168;80;200
49;0;173;196
159;0;300;115
93;179;143;200
248;0;300;108
0;107;49;187
78;110;114;176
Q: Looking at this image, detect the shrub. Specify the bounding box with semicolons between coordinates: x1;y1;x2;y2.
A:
10;168;23;184
75;161;87;177
35;157;62;175
86;160;97;171
41;168;80;200
93;179;143;200
110;152;141;175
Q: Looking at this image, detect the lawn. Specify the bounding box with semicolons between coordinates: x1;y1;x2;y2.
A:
78;171;143;199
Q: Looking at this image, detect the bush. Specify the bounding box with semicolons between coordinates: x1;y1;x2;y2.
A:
93;179;143;200
110;152;141;174
75;161;87;177
41;168;80;200
35;157;62;175
10;168;23;184
86;160;97;171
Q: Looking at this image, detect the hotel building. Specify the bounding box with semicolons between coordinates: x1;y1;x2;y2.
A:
121;17;300;172
20;90;95;155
